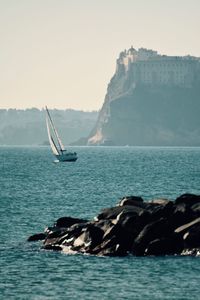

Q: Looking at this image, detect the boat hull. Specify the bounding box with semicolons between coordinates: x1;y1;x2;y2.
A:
55;152;78;162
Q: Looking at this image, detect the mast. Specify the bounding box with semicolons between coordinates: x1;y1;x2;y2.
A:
46;115;59;155
45;106;65;152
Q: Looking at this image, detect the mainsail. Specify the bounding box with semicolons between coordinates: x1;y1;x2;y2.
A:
45;107;65;155
46;115;59;155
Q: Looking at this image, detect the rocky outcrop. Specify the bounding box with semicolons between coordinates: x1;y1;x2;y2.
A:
28;193;200;257
87;47;200;146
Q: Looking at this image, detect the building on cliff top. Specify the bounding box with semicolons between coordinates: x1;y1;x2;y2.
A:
116;47;200;88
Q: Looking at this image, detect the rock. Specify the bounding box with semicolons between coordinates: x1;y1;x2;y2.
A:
144;234;184;256
58;223;89;246
94;223;131;254
43;244;62;251
27;233;46;242
175;217;200;235
72;224;104;252
146;201;174;222
183;223;200;248
44;237;61;247
103;223;131;245
92;235;127;256
118;210;150;232
181;248;200;256
93;219;113;233
91;235;118;254
191;202;200;216
117;196;144;207
45;227;67;239
28;193;200;257
44;222;88;247
132;218;174;256
54;216;88;228
98;244;127;257
96;205;145;221
168;203;195;229
175;194;200;206
149;198;172;206
174;218;200;249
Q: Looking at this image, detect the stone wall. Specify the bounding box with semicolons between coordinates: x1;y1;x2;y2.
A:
116;47;200;88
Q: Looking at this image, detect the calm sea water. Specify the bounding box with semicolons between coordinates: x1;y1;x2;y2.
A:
1;146;200;299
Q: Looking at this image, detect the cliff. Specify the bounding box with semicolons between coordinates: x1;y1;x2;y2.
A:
88;47;200;146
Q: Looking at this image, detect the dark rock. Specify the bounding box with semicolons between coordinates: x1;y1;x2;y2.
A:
43;244;62;251
102;223;120;240
103;223;132;246
146;201;174;222
175;218;200;234
46;227;67;239
91;235;118;254
181;248;200;256
168;203;195;229
175;194;200;207
95;209;151;254
91;234;127;256
149;198;172;206
47;231;64;240
44;223;89;247
175;217;200;235
191;202;200;216
54;216;88;228
145;234;184;256
132;218;174;256
58;223;89;246
96;205;145;221
27;233;46;242
98;244;127;257
28;193;200;257
119;211;150;232
89;220;135;255
183;223;200;248
113;210;151;245
72;224;104;252
44;237;61;247
44;226;55;234
93;219;114;233
117;196;144;207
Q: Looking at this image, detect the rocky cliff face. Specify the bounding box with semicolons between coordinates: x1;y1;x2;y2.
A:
88;47;200;146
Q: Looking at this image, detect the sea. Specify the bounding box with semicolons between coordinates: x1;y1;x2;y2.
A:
1;146;200;300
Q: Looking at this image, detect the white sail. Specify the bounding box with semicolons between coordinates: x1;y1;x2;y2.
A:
45;107;65;152
53;125;65;152
46;115;59;156
45;106;77;162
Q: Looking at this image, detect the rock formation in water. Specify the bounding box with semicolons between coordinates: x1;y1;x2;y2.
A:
28;193;200;257
87;47;200;146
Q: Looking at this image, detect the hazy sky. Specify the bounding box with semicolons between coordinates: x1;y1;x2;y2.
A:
1;0;200;110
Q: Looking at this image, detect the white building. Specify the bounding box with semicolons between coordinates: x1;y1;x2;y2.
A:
116;47;200;87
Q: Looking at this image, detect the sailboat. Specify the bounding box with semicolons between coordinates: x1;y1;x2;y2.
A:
45;106;78;162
